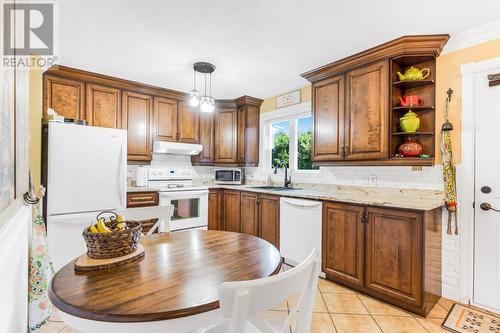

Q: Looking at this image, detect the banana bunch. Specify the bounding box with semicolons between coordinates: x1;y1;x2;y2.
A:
88;215;126;234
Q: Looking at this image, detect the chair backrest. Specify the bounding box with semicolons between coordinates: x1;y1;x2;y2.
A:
115;206;173;234
218;249;320;333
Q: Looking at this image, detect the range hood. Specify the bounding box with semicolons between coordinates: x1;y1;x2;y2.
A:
153;141;202;156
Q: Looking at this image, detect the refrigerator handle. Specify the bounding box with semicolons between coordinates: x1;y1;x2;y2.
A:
118;141;126;208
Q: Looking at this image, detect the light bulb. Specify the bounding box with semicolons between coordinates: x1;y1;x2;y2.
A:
200;96;215;113
189;90;199;107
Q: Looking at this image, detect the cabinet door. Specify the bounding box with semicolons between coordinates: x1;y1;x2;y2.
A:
178;101;199;143
192;111;214;164
259;194;280;249
214;107;237;163
86;84;121;128
208;189;222;230
222;190;241;232
312;75;345;161
243;105;260;165
153;97;178;142
240;192;259;236
237;106;246;164
122;91;153;161
345;60;389;160
43;75;85;119
322;202;365;287
365;207;423;307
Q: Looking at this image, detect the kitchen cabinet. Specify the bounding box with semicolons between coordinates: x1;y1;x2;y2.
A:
240;192;259;236
322;202;364;287
208;189;222;230
43;75;85;120
345;60;389;160
312;75;345;162
153;97;178;142
86;83;121;128
122;91;153;161
322;200;441;316
365;207;422;307
178;101;199;143
222;190;241;232
192;111;214;165
302;35;449;166
258;194;280;249
126;191;159;234
235;96;262;166
214;105;237;164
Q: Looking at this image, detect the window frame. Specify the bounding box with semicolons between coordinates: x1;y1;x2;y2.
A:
260;102;318;175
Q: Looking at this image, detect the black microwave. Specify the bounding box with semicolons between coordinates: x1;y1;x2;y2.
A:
214;168;244;184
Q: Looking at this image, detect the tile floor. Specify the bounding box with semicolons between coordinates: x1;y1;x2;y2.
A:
38;276;455;333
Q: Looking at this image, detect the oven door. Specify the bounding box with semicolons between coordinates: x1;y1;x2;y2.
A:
159;190;208;231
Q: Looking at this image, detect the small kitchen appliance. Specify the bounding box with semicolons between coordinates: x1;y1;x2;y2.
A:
214;168;244;184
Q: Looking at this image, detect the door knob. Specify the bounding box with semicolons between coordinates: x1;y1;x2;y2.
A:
479;202;500;212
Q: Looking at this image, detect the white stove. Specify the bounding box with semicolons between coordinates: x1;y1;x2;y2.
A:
141;167;208;231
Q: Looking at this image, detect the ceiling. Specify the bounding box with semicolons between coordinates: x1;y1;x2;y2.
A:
59;0;500;99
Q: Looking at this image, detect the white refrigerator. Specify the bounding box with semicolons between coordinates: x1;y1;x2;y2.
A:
46;122;127;270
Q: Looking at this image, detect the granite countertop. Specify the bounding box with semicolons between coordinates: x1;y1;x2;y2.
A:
208;184;444;211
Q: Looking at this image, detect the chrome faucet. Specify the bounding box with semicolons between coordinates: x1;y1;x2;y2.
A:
284;166;292;188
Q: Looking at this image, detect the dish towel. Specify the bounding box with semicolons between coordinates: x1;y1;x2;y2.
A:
28;203;55;332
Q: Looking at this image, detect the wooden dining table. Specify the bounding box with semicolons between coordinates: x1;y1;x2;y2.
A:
49;230;282;333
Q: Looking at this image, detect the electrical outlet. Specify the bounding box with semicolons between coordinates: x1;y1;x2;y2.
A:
368;175;377;186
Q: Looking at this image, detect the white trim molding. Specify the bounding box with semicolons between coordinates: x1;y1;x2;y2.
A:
459;56;500;305
443;20;500;54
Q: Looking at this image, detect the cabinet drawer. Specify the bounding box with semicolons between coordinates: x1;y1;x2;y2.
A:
126;192;159;207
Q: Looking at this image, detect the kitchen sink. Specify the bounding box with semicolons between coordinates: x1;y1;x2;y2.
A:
247;186;302;191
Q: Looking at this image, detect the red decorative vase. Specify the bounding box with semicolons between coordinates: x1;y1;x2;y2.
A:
398;137;423;157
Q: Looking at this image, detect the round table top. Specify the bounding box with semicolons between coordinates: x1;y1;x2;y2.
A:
49;230;282;322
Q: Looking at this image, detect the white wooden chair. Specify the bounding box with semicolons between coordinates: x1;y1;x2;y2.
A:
115;206;174;235
203;249;320;333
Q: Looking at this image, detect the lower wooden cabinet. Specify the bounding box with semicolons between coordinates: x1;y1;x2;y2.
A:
322;201;441;316
258;194;280;249
222;190;241;232
322;202;365;287
208;189;222;231
209;189;280;249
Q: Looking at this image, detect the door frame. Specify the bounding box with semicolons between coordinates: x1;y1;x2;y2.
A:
460;56;500;309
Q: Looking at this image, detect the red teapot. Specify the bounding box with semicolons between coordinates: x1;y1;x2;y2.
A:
399;95;423;107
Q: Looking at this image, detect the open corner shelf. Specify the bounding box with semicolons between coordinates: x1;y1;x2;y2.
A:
392;80;435;88
392;132;434;136
392;106;434;111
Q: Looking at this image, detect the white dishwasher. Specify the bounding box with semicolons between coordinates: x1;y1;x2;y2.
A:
280;197;323;275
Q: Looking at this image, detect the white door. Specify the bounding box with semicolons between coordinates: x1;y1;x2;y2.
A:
47;122;127;215
473;63;500;312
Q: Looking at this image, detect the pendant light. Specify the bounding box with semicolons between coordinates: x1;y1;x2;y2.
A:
190;62;215;113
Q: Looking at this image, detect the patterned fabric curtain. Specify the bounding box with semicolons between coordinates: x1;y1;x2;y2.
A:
28;203;55;331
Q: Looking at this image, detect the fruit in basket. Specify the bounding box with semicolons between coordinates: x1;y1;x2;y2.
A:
116;222;126;230
117;214;124;222
89;225;99;233
97;219;112;233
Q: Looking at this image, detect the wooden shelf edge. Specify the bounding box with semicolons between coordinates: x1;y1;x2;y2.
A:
392;106;435;110
313;158;435;167
392;79;435;86
392;132;434;136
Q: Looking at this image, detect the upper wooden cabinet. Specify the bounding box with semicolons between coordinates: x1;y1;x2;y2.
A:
178;101;199;143
122;91;153;161
235;96;263;166
43;75;85;120
153;97;178;142
214;104;238;164
86;83;121;128
192;111;214;165
312;75;345;162
302;35;449;166
345;60;389;160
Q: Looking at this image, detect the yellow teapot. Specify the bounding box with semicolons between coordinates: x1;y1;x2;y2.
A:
397;66;430;81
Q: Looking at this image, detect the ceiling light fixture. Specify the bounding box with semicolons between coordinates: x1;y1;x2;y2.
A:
190;62;216;113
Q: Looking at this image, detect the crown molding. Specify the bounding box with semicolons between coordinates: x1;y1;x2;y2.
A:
301;34;449;83
443;20;500;55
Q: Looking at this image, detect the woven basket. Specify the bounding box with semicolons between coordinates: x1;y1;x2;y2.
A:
82;221;142;259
